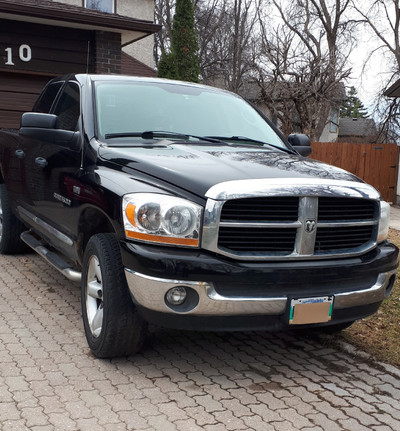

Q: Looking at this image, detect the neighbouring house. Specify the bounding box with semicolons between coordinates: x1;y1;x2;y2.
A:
384;78;400;98
337;117;378;144
0;0;161;129
238;80;345;142
317;107;341;143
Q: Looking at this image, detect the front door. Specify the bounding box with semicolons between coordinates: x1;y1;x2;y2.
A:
18;81;82;257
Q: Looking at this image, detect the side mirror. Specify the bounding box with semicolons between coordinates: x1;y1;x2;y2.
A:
20;112;80;151
288;133;312;157
20;112;57;129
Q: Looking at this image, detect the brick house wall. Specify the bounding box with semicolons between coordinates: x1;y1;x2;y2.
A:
94;31;122;74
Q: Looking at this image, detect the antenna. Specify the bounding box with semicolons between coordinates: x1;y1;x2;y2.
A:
86;40;90;73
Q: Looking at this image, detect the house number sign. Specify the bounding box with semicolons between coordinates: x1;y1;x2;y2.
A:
1;19;90;74
4;44;32;65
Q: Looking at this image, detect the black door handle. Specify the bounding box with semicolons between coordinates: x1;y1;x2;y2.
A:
35;157;48;168
15;149;25;159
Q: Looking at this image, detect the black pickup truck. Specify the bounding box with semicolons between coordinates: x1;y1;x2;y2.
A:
0;74;398;358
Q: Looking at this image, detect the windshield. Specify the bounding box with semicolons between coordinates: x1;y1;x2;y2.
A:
94;80;287;149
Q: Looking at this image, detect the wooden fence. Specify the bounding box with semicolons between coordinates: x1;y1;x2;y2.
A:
310;142;399;203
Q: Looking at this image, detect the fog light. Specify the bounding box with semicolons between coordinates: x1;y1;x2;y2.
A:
166;287;187;305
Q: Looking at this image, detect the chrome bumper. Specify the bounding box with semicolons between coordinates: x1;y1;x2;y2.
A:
125;269;397;316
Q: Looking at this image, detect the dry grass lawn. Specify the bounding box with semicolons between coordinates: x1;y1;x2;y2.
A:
337;229;400;367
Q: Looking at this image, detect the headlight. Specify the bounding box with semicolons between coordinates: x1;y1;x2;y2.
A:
122;193;202;247
377;200;390;242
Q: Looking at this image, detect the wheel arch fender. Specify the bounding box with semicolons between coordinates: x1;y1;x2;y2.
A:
77;204;123;264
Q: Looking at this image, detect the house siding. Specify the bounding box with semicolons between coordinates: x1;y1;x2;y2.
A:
117;0;155;68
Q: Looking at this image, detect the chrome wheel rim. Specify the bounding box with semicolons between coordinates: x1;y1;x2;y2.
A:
86;255;103;337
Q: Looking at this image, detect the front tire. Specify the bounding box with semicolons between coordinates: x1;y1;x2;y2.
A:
81;233;147;358
0;183;28;254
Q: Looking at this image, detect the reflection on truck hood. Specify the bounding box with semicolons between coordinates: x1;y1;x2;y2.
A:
98;142;362;197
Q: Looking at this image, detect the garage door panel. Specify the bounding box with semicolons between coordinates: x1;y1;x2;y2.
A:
0;111;23;129
0;72;50;129
0;90;40;110
0;74;51;93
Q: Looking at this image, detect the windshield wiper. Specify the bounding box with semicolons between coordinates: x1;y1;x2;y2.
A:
104;131;223;143
105;132;143;139
206;135;296;154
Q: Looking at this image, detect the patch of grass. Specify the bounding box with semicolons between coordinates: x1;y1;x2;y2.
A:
338;228;400;367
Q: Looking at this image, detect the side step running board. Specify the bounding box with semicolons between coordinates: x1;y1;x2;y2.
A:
21;231;81;282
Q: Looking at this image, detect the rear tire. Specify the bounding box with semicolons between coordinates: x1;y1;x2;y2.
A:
0;184;28;254
81;233;147;358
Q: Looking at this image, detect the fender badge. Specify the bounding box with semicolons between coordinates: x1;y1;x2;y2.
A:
53;192;71;206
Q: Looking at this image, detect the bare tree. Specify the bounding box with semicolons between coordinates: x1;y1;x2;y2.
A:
154;0;357;141
154;0;175;67
254;0;356;141
352;0;400;77
154;0;260;92
352;0;400;142
195;0;261;92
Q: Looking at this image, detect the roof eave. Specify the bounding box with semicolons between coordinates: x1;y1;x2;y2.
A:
0;1;161;43
384;79;400;98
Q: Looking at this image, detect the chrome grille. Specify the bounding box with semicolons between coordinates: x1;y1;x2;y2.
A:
202;180;381;261
217;197;377;257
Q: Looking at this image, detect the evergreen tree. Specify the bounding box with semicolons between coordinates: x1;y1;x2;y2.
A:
340;87;369;118
157;52;179;80
158;0;200;82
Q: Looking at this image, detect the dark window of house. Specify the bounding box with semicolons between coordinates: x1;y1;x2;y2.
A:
85;0;114;13
330;109;339;133
34;82;63;113
53;83;80;131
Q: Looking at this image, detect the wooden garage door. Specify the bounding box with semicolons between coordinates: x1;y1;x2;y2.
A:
0;72;52;129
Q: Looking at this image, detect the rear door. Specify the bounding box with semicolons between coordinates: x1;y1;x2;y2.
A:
0;75;60;212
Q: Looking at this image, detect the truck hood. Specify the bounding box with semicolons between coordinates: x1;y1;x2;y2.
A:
98;142;362;198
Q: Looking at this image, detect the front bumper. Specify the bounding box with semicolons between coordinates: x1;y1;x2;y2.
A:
125;269;397;316
121;241;399;330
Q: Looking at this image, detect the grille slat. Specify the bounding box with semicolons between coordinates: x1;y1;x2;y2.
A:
218;228;296;252
315;226;373;251
220;197;299;221
216;196;378;258
318;197;375;221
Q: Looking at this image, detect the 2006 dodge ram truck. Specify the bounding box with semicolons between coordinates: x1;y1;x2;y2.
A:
0;74;398;358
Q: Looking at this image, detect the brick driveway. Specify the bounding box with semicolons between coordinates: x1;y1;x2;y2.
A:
1;253;400;431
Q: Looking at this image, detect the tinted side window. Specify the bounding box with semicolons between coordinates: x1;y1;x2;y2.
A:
34;82;63;113
53;83;80;131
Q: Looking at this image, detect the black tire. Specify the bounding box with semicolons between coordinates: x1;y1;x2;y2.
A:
81;233;147;358
0;183;28;254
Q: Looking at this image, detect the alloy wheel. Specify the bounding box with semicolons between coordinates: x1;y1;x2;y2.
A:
86;255;104;337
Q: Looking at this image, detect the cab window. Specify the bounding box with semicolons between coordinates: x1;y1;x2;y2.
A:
53;82;80;131
34;82;63;113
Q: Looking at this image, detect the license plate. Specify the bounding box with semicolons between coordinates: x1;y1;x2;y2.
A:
289;296;333;325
